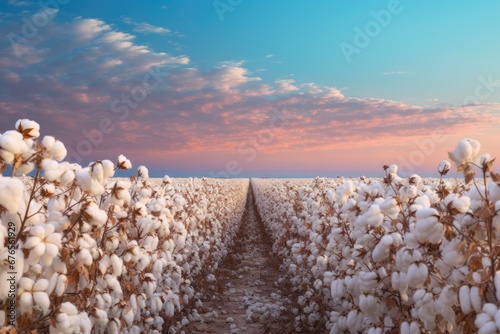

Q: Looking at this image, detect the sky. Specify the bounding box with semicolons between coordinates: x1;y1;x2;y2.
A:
0;0;499;177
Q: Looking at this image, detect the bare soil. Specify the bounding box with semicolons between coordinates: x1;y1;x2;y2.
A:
181;187;297;334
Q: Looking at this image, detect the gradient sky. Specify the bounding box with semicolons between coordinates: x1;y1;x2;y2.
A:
1;1;499;177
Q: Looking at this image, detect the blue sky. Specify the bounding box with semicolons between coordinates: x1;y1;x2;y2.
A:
1;1;499;177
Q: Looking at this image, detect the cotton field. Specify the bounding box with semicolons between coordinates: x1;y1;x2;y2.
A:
252;138;500;333
1;119;500;334
0;120;249;333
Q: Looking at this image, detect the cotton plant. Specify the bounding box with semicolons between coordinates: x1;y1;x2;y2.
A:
0;119;249;332
252;137;500;333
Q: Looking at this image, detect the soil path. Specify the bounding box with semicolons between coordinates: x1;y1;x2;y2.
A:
182;186;295;334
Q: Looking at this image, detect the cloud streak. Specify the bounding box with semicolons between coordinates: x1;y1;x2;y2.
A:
122;17;172;35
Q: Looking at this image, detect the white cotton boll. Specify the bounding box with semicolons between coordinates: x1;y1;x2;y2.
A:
105;236;119;252
60;168;75;186
138;165;149;179
444;194;471;214
91;308;108;327
28;242;46;265
359;294;379;316
372;235;393;262
414;208;443;244
117;154;132;170
60;302;78;316
471;286;483;313
459;286;472;314
0;148;15;163
19;292;34;313
16;119;40;138
478;322;497;334
482;303;498;318
122;306;134;326
18;277;35;294
77;248;93;266
42;136;55;151
76;168;92;190
364;204;384;227
41;159;60;181
102;160;115;179
493;272;500;303
42;242;60;266
33;291;50;312
409;322;419;334
33;278;49;292
175;235;186;250
134;202;147;217
407;262;428;288
47;272;58;296
438;160;451;175
83;202;107;226
110;254;123;276
379;197;400;219
0;177;25;213
15;162;35;175
386;164;398;175
401;322;410;334
107;319;120;334
99;255;111;274
448;138;481;166
42;136;67;161
495;309;500;329
79;313;92;334
0;130;30;154
436;285;457;326
479;154;495;167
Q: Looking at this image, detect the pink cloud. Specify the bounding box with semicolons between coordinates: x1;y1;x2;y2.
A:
1;12;499;176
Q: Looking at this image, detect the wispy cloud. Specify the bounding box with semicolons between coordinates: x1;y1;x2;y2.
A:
7;0;31;6
122;17;172;35
265;54;274;58
1;11;499;170
382;71;412;75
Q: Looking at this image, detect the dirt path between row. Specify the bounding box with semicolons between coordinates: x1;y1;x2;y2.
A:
181;186;296;334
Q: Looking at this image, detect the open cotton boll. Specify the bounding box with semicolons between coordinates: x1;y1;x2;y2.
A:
16;119;40;139
24;223;61;266
407;262;428;288
438;160;451;175
379;197;400;219
478;153;495;168
443;194;471;214
435;285;458;327
42;136;67;161
0;148;15;164
138;165;149;180
448;138;481;166
0;176;25;213
90;160;115;185
372;235;393;262
117;154;132;170
76;248;93;266
82;202;107;226
15;162;35;175
414;208;443;244
0;130;30;155
487;183;500;204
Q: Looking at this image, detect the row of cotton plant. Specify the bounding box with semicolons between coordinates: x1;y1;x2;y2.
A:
252;138;500;333
0;119;249;333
